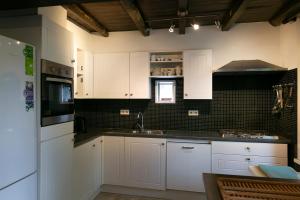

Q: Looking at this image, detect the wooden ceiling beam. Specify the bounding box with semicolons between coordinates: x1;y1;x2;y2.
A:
120;0;149;36
64;4;109;37
177;0;189;34
269;0;300;26
0;0;114;10
221;0;250;31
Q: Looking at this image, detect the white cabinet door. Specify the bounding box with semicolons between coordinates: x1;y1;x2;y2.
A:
72;140;91;200
72;138;102;200
41;17;74;66
75;51;94;98
129;52;150;99
94;53;130;98
84;51;94;98
102;136;125;185
167;142;211;192
183;50;212;99
125;137;166;190
92;137;102;195
40;133;73;200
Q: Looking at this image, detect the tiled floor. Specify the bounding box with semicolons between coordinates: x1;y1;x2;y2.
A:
94;192;167;200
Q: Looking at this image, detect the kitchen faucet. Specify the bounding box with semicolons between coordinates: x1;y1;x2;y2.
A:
136;112;144;132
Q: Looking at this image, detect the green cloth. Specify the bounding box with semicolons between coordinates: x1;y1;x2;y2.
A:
259;164;299;180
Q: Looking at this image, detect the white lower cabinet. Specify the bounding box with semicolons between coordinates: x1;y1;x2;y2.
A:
167;141;211;192
212;141;288;176
102;136;125;186
125;137;166;190
72;137;102;200
40;133;74;200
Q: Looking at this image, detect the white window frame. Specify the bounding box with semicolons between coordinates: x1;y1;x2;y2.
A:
155;80;176;104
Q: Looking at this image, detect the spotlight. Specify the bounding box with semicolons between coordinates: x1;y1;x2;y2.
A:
169;24;175;33
192;23;200;30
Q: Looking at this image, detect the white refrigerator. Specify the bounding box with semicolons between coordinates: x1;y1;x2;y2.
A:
0;35;37;199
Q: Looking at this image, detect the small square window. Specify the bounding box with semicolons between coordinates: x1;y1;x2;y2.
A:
155;80;176;104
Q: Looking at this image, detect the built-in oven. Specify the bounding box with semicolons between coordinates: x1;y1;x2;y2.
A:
41;59;74;127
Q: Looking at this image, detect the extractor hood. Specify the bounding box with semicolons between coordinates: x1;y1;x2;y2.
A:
213;60;288;75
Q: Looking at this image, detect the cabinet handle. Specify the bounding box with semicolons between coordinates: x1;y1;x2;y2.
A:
86;93;88;95
245;147;251;151
75;92;78;95
81;66;83;71
71;59;75;63
130;94;133;96
245;158;251;161
92;144;96;147
100;140;103;143
161;143;165;146
185;93;188;96
125;93;128;96
182;146;194;149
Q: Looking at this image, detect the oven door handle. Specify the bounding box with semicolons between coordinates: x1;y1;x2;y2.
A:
46;77;73;84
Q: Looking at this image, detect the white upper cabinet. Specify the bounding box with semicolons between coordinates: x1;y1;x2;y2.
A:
130;52;151;99
75;50;94;98
183;50;212;99
125;137;166;190
93;53;130;99
41;17;74;66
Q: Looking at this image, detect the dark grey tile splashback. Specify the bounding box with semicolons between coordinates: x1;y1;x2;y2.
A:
75;70;297;138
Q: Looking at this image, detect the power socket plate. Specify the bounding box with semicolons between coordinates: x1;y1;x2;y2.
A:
188;110;199;117
120;109;130;116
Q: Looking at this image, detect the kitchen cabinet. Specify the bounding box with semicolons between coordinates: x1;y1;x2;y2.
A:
72;137;102;200
167;141;211;192
40;133;74;200
130;52;151;99
211;141;288;176
93;53;130;99
75;50;94;98
125;137;166;190
183;50;212;99
93;52;150;99
41;17;74;66
102;136;125;185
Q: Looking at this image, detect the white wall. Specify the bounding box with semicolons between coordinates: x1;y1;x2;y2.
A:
86;22;281;70
38;6;67;27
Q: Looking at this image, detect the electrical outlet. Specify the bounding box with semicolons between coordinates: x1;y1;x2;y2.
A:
188;110;199;117
120;109;130;116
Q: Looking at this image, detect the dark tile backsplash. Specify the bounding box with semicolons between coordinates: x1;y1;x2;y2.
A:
75;70;297;140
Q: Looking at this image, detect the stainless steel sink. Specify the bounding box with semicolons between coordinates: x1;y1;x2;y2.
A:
131;129;164;135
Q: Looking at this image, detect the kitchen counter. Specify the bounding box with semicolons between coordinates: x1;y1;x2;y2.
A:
74;128;291;147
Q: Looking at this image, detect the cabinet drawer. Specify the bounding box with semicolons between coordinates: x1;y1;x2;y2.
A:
212;141;287;157
212;154;287;176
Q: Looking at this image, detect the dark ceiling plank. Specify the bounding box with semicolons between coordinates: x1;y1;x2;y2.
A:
0;0;115;10
269;0;300;26
119;0;150;36
64;4;109;37
177;0;188;34
221;0;250;31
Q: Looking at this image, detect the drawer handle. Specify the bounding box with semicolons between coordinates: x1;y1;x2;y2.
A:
245;158;251;161
245;147;251;151
182;146;194;149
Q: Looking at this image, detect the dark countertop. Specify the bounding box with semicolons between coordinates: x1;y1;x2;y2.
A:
203;173;300;200
74;128;291;147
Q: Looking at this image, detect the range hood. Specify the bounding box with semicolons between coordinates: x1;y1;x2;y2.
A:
213;60;288;75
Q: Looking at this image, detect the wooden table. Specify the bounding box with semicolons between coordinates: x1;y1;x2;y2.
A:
203;173;300;200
